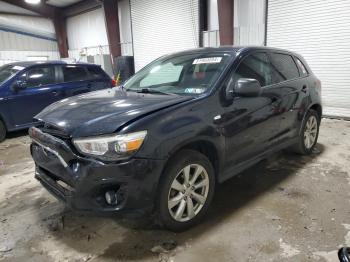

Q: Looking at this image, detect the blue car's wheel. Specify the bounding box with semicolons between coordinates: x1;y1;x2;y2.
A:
0;120;6;142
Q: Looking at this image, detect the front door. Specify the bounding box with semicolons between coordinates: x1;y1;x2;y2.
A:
219;52;282;174
8;65;59;128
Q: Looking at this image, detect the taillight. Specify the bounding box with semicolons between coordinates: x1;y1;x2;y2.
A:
315;79;321;88
111;79;117;87
315;78;322;96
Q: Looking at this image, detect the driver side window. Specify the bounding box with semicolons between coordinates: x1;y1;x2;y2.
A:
234;52;272;87
20;66;56;88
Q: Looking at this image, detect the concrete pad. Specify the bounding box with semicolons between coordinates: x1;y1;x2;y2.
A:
0;118;349;262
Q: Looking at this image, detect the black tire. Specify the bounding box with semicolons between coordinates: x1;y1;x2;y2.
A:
0;120;6;143
157;149;215;232
291;109;320;155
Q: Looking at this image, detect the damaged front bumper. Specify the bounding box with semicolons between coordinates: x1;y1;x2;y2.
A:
29;127;164;216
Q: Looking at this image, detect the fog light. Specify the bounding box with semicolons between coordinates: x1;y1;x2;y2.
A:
105;190;118;205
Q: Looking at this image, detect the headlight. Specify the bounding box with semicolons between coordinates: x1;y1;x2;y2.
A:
73;131;147;161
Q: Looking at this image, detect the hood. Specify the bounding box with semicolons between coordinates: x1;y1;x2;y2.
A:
35;88;193;137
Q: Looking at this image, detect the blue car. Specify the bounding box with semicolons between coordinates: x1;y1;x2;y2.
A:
0;61;114;141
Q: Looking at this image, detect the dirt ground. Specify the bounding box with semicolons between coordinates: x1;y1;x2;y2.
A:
0;118;349;262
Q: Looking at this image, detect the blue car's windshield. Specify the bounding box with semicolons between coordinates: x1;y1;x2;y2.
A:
0;64;24;85
124;53;232;95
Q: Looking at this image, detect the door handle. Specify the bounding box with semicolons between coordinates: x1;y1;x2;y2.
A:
302;85;308;93
271;97;281;105
52;90;59;96
87;83;92;88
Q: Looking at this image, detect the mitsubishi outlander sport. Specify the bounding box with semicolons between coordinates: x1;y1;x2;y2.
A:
29;47;322;231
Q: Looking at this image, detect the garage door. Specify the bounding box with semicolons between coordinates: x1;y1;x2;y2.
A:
267;0;350;118
130;0;199;71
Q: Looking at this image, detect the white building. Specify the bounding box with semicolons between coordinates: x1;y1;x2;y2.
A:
0;0;349;117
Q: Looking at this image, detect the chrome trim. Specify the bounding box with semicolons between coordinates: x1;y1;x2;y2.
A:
32;139;68;168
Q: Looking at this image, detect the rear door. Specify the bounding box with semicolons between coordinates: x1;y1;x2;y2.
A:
86;66;111;90
268;52;304;143
57;65;92;98
7;65;58;127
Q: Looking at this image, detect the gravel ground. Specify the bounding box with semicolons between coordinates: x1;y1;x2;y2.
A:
0;118;349;262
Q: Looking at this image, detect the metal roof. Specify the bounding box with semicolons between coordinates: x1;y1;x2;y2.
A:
5;60;93;67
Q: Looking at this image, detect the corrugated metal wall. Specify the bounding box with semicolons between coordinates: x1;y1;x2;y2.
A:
234;0;265;46
0;31;57;51
0;14;59;65
0;14;55;35
66;8;108;52
130;0;199;71
207;0;219;31
66;7;111;72
66;3;133;60
118;0;133;56
267;0;350;118
204;0;265;47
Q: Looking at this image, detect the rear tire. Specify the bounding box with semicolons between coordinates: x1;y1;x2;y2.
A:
157;149;215;232
291;109;320;155
0;120;6;142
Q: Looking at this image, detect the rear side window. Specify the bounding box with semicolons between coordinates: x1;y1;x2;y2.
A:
24;66;56;88
234;52;273;87
270;53;299;83
63;66;88;82
295;58;308;77
87;66;106;79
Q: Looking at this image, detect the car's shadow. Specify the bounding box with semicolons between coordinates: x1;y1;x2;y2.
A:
4;129;28;140
38;144;325;260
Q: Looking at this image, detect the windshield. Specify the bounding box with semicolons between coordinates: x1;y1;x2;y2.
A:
124;53;232;95
0;64;24;84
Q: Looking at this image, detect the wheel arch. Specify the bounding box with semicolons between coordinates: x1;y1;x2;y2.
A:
309;103;322;119
162;138;222;182
0;113;8;131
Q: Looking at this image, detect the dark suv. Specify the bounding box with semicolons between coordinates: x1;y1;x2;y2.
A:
0;61;114;141
29;47;322;231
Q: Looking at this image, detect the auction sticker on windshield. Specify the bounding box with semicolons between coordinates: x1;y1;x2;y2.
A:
184;88;205;94
193;57;222;65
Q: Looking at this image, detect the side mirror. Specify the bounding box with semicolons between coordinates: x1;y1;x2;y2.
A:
12;79;26;92
235;78;262;97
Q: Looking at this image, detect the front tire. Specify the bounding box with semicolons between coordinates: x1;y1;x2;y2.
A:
291;109;320;155
157;149;215;231
0;120;6;142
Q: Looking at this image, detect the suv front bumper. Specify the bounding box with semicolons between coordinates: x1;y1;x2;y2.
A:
29;127;165;216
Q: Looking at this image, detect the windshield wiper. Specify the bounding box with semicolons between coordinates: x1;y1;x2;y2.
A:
136;88;171;95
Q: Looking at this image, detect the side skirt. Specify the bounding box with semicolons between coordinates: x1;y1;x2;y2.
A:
219;138;298;183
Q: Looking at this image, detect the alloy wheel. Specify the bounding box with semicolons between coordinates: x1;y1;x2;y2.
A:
304;115;318;149
167;164;210;222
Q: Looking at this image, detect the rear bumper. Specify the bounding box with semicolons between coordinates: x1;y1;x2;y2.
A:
29;127;165;216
